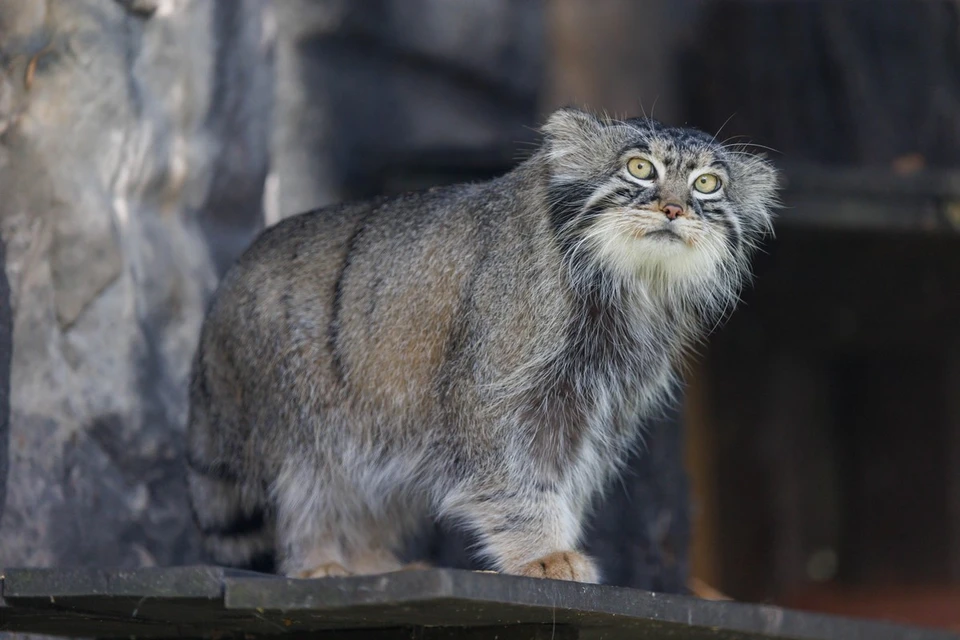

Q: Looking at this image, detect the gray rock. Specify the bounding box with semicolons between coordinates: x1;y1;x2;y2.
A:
0;0;273;568
0;237;10;523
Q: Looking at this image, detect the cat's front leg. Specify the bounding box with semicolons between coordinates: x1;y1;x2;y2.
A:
439;479;600;583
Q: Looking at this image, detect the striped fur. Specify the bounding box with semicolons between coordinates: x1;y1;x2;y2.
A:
186;107;779;582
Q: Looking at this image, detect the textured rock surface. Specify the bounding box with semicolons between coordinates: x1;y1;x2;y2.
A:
0;237;9;522
0;0;273;568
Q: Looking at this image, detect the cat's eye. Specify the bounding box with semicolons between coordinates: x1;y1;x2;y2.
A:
627;158;656;181
693;173;721;194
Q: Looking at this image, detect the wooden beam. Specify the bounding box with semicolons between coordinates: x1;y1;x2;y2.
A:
3;566;955;639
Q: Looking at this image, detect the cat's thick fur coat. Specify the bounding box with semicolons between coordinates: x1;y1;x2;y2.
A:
186;108;778;582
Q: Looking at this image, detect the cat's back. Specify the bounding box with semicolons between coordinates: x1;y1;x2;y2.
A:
211;183;475;318
226;181;490;292
198;180;504;417
204;198;365;350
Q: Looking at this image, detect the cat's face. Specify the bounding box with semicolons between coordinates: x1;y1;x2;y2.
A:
542;108;778;292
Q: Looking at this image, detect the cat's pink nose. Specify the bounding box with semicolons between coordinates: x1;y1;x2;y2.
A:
661;202;685;220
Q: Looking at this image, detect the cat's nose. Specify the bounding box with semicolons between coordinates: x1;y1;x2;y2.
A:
661;202;685;220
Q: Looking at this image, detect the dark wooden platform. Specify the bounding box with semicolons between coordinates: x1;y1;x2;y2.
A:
1;567;956;639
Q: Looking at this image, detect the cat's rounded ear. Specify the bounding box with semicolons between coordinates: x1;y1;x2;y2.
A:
731;152;781;236
542;107;604;146
741;153;781;200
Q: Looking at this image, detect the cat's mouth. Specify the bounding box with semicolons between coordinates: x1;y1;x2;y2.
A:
641;227;683;241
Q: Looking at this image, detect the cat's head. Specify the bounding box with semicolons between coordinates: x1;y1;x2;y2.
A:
541;107;779;305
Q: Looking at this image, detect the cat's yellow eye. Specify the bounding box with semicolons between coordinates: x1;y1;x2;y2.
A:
627;158;656;181
693;173;721;194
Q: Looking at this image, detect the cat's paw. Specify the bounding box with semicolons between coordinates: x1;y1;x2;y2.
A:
514;551;599;583
397;561;432;571
295;562;352;579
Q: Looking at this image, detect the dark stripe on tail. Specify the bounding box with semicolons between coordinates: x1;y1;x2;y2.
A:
188;497;266;537
186;453;275;574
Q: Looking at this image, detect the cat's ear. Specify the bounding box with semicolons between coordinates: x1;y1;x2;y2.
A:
731;152;781;236
542;107;604;148
542;107;606;176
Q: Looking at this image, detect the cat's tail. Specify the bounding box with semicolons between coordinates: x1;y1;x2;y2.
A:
186;362;276;574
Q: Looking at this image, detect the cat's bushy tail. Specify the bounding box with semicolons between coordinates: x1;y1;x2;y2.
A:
185;356;276;573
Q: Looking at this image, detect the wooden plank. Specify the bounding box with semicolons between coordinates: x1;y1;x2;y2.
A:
777;165;960;233
780;164;960;199
1;566;279;638
3;567;958;639
0;607;193;638
3;565;228;599
224;569;957;640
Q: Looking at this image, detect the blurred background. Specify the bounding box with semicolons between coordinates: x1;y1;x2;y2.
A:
0;0;958;633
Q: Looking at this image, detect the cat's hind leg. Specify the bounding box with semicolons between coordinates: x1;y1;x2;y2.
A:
274;460;422;578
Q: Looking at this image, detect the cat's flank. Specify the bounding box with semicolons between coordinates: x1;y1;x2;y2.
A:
186;107;778;583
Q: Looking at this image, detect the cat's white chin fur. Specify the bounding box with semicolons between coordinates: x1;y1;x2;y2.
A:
588;212;732;296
